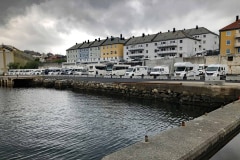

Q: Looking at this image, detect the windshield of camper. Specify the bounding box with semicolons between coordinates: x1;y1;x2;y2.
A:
175;67;185;71
206;67;218;71
126;68;134;72
153;68;160;72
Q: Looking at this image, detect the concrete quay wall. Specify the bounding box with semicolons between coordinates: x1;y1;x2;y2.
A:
31;78;240;108
102;100;240;160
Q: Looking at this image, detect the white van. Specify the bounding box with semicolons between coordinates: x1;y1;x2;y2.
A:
198;64;208;75
174;62;199;78
205;64;228;79
125;66;148;77
110;64;130;76
150;65;169;77
87;64;107;76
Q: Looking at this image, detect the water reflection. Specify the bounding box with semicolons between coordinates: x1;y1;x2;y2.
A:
210;133;240;160
0;88;215;160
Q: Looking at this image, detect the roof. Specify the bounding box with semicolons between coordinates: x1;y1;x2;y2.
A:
90;39;107;47
184;27;218;36
125;34;157;45
79;41;94;49
0;44;19;51
101;37;127;46
66;43;83;51
219;19;240;31
152;30;196;42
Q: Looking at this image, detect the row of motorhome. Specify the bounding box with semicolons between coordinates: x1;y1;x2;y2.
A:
6;63;228;79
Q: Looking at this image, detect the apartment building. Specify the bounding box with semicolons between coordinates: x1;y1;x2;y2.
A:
184;26;219;55
100;35;127;62
219;16;240;56
123;33;157;61
78;40;94;63
66;43;82;63
152;29;200;58
0;45;33;75
88;38;106;63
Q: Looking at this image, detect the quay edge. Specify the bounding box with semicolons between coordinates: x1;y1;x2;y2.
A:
102;100;240;160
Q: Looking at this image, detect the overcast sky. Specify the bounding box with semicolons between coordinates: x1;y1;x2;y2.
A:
0;0;239;55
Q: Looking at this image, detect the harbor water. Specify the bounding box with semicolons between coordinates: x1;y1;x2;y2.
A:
0;88;218;160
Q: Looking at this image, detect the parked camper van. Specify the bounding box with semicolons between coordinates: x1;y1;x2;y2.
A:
198;64;208;75
110;64;130;76
87;64;107;76
125;66;148;77
205;64;228;79
174;62;199;78
150;65;169;77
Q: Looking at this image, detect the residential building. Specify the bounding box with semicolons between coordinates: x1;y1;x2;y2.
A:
89;38;106;63
66;43;82;63
100;35;127;62
123;33;157;61
219;16;240;56
152;29;200;58
0;44;33;75
184;26;219;55
78;40;94;63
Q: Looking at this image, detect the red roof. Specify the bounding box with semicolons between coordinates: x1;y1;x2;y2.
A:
220;19;240;31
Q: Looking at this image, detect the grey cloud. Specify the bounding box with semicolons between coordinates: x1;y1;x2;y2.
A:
0;0;239;54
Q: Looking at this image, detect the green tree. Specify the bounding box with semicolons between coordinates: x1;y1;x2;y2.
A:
8;62;20;69
24;61;39;69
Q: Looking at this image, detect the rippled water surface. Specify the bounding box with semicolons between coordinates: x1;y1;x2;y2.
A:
0;88;211;160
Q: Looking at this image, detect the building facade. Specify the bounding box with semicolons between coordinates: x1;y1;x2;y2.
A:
100;35;126;62
78;40;94;63
66;43;82;63
123;33;157;61
0;45;33;75
219;16;240;56
89;38;106;63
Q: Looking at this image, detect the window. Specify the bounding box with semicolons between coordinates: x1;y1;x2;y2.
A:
226;49;230;54
179;47;182;50
226;40;231;45
180;40;183;43
228;56;233;61
203;40;206;44
203;35;206;38
146;44;148;47
226;31;231;36
155;43;157;46
238;48;240;53
146;50;148;53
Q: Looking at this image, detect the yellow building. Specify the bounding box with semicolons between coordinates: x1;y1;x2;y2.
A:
100;35;127;62
219;16;240;56
0;45;33;75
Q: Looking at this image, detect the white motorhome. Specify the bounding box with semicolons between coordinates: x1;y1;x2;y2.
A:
87;64;107;76
174;62;199;78
205;64;228;79
198;64;208;75
110;64;130;76
125;66;148;77
150;65;170;77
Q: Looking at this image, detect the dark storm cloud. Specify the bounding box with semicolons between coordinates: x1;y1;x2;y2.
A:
0;0;44;24
0;0;239;54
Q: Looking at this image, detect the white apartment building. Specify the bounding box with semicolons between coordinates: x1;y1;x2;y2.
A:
152;29;200;58
184;26;219;54
123;33;157;61
66;43;82;63
123;27;219;61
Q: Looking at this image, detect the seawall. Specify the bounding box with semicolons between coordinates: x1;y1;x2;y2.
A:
31;77;240;108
